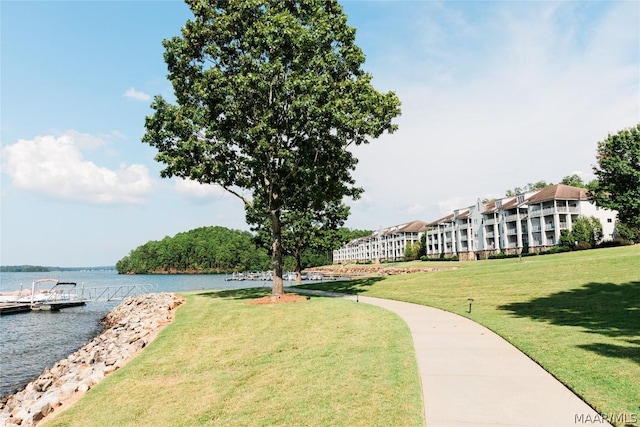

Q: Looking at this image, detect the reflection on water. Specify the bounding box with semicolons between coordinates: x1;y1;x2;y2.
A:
0;301;117;397
0;270;271;397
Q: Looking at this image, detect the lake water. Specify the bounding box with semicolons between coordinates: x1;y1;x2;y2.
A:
0;270;275;397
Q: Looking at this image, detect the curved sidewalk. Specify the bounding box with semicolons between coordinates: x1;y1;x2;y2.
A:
289;288;609;427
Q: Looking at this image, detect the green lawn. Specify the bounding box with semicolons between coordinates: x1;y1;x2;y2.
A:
299;245;640;426
44;288;423;427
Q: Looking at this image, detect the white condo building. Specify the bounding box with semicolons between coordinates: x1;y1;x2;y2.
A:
333;220;427;264
334;184;618;264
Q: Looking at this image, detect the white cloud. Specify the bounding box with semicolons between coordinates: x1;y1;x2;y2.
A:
436;196;477;217
59;129;106;149
123;87;151;101
2;131;153;204
346;1;639;229
174;178;227;201
405;202;431;217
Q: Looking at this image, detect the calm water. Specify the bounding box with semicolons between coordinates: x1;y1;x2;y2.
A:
0;270;274;397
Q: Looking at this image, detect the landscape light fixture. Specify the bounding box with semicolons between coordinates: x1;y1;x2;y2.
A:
467;298;474;313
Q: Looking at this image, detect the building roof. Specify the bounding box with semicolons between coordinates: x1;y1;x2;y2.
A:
399;220;429;233
500;197;520;210
482;197;517;214
376;220;428;236
482;200;497;214
427;213;454;227
455;209;471;220
526;184;589;203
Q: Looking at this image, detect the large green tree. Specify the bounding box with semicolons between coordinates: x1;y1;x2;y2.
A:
590;124;640;232
143;0;401;296
247;198;350;284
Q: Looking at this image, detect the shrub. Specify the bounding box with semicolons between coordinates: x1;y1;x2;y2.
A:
596;238;634;248
424;255;459;262
539;246;571;255
575;241;592;251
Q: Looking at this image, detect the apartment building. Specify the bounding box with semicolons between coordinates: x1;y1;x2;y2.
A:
333;220;427;264
427;184;617;260
334;184;617;264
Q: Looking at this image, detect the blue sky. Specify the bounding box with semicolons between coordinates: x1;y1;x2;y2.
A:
1;1;638;267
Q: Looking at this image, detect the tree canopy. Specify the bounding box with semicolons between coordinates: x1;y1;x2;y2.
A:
559;216;603;249
115;225;371;274
115;226;272;274
505;180;550;196
590;123;640;232
560;174;585;188
143;0;401;295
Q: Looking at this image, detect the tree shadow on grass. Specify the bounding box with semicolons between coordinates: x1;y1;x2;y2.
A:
498;282;640;364
194;287;271;301
293;277;385;295
193;277;384;302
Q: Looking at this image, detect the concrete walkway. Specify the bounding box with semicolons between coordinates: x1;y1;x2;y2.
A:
288;288;609;427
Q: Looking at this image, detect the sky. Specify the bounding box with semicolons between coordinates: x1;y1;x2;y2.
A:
1;1;638;267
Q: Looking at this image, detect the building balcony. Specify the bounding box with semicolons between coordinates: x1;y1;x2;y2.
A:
540;206;580;216
556;206;580;214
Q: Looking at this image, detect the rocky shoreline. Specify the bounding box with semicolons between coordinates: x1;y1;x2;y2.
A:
0;293;184;426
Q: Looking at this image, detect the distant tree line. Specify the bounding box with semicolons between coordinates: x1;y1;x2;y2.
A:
1;265;53;272
0;266;114;272
115;226;371;275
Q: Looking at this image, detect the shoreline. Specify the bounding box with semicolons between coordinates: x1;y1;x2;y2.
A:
0;293;184;426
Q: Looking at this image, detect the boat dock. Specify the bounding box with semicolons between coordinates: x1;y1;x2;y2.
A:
0;303;32;315
0;300;87;315
0;280;155;316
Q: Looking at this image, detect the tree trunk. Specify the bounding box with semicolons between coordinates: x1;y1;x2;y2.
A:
295;250;303;285
270;209;285;296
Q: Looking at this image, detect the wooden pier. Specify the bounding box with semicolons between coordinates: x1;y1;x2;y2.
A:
0;281;154;316
0;303;32;315
0;300;87;315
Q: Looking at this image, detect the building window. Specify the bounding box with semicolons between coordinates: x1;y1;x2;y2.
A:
607;218;612;223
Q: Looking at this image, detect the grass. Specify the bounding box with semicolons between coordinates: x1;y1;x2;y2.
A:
43;288;424;427
299;245;640;426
